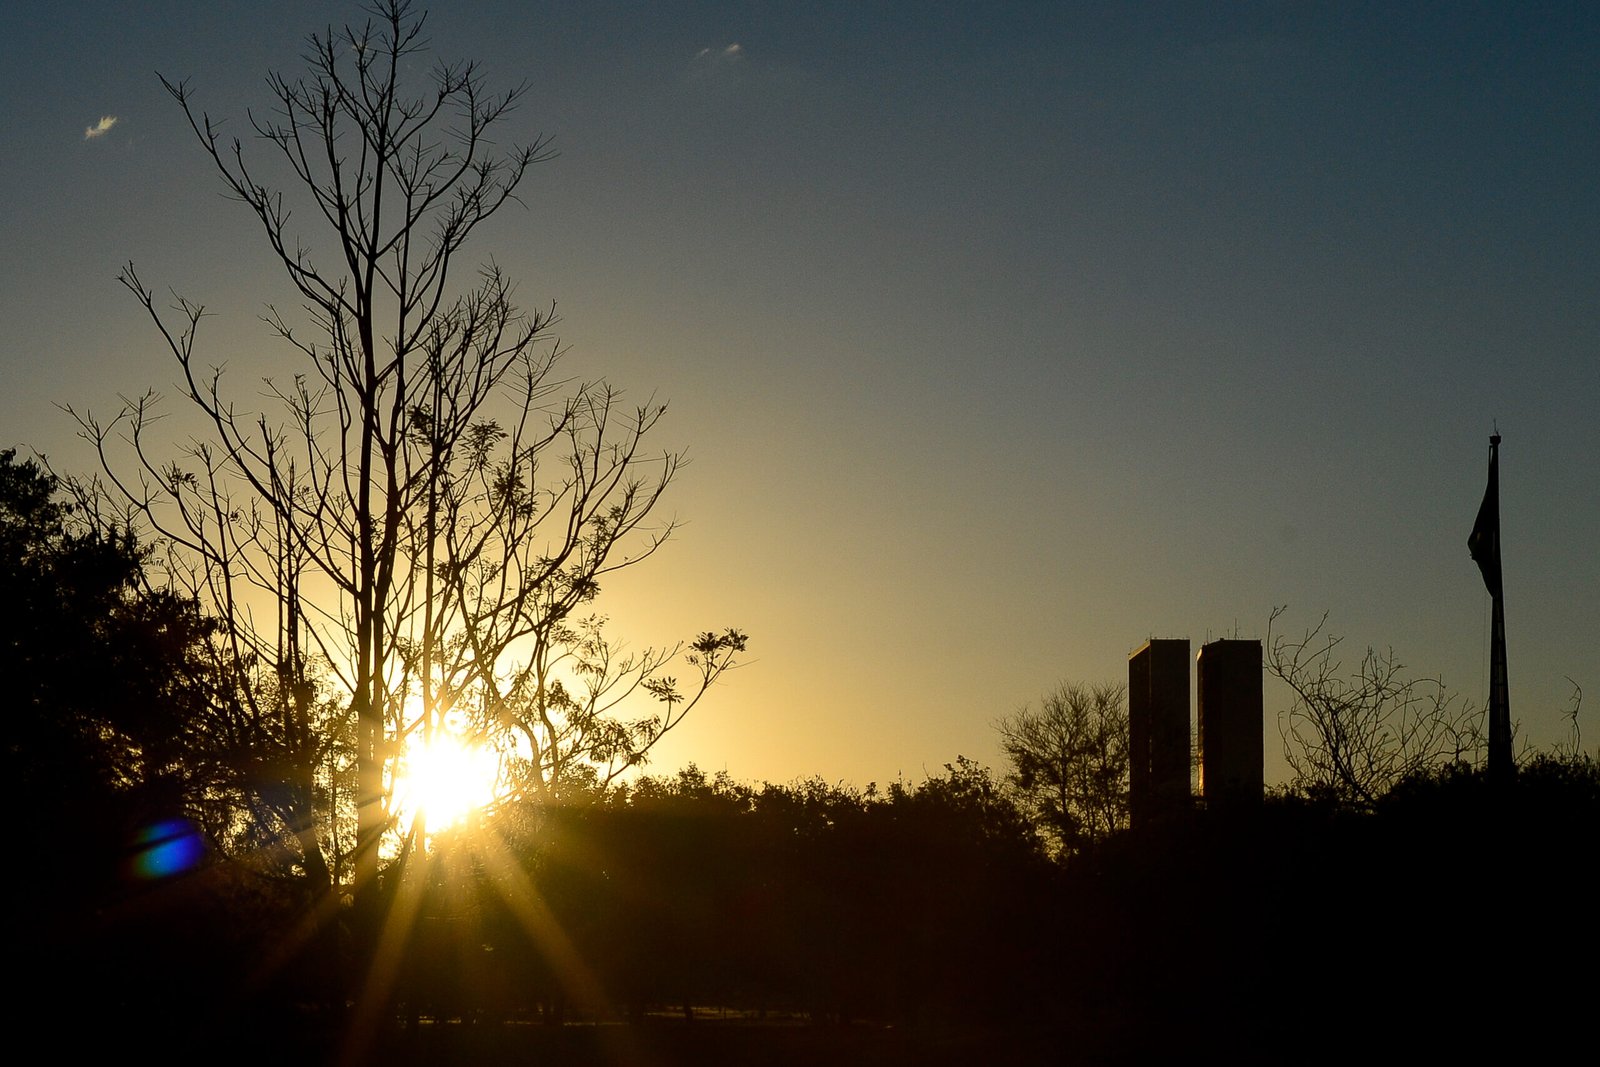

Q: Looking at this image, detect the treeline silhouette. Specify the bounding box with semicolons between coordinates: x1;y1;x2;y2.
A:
6;444;1595;1064
414;761;1046;1027
20;761;1598;1064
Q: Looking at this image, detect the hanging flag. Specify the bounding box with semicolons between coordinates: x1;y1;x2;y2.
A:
1470;432;1512;781
1468;435;1501;598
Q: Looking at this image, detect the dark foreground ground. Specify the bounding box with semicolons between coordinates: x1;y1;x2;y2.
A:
364;1021;1065;1067
66;1017;1081;1067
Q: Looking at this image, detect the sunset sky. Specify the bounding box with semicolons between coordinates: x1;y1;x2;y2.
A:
4;1;1596;788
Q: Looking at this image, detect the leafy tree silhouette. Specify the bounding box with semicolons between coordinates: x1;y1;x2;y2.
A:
996;681;1130;856
1;449;214;877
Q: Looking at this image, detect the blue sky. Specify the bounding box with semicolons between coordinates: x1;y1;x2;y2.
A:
3;2;1596;787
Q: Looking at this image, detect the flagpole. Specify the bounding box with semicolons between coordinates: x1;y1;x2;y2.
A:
1488;580;1511;781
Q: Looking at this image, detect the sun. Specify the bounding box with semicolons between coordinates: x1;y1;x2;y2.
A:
394;730;502;833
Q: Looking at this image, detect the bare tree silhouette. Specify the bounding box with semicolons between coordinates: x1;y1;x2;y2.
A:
72;0;743;931
1267;607;1480;808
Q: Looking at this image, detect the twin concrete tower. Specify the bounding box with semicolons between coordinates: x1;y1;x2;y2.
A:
1128;638;1262;823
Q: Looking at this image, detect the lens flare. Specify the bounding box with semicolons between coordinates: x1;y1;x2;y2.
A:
128;819;206;879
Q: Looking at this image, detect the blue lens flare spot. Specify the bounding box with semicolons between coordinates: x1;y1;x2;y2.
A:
128;819;206;879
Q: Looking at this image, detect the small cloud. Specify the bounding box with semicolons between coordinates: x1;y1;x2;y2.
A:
688;42;749;87
693;42;745;66
84;115;118;140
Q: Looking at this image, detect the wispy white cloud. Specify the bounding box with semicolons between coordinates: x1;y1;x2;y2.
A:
693;42;744;65
84;115;118;140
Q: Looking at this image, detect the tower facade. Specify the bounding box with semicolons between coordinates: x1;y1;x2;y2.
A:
1196;639;1263;806
1128;638;1191;826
